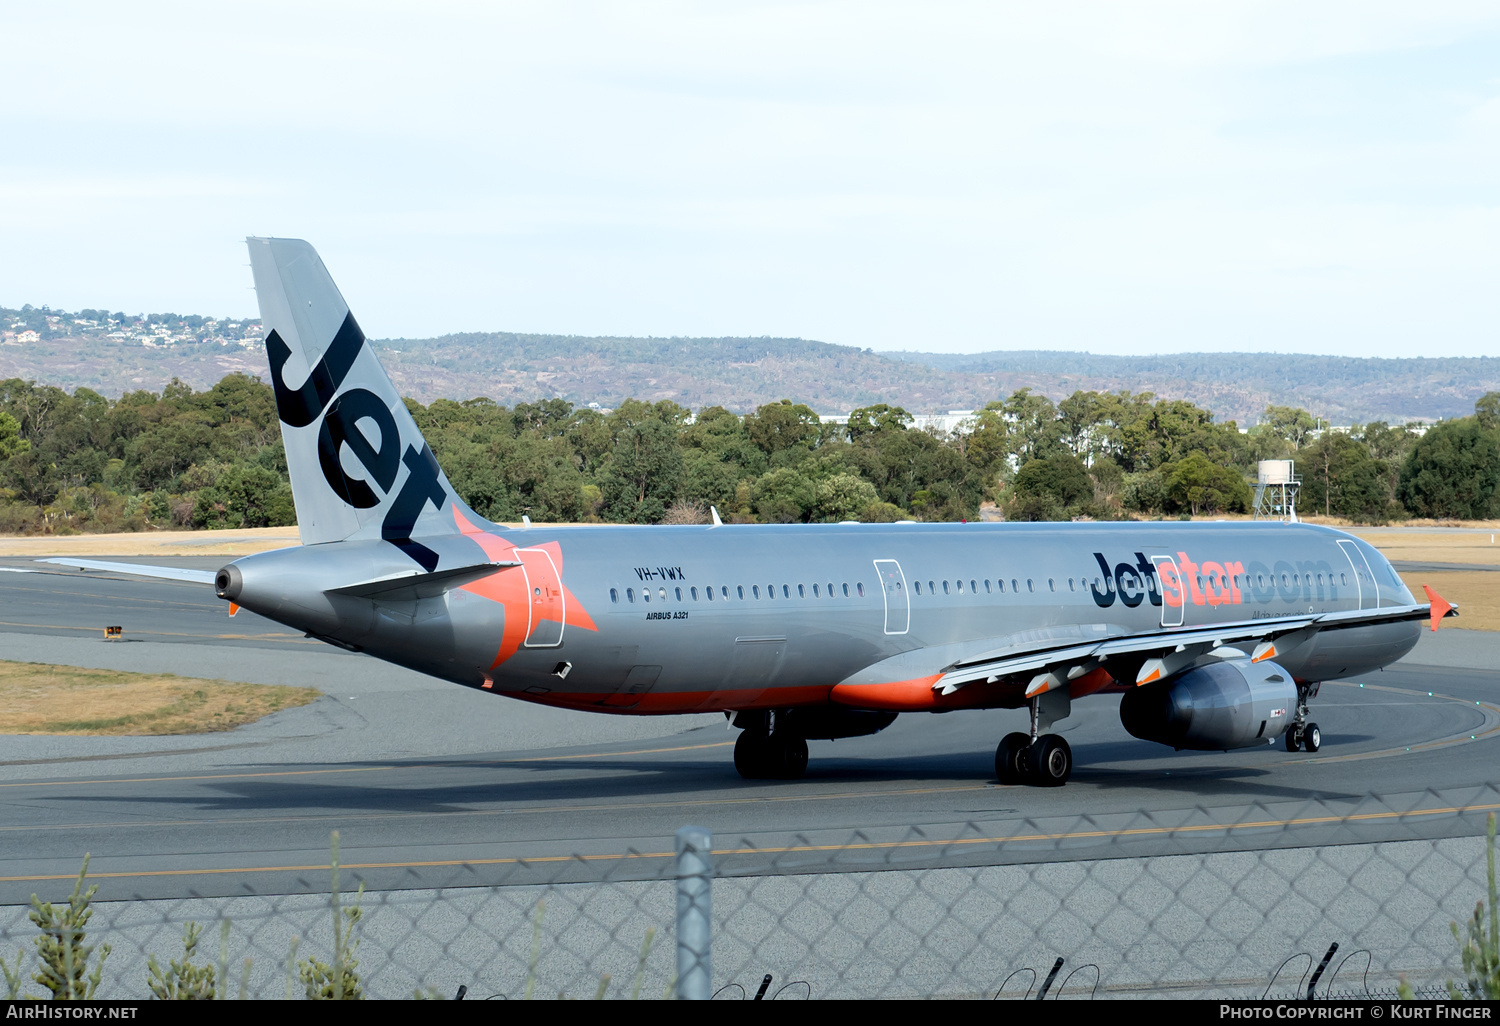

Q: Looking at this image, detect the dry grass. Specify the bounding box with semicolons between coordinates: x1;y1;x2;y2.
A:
0;661;320;735
1353;530;1500;566
0;526;300;558
1396;571;1500;633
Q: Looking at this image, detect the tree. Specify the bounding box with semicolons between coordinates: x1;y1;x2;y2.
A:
846;404;912;443
1162;452;1252;515
1296;433;1395;521
750;466;815;523
1011;452;1092;513
0;412;28;461
1260;405;1320;450
1476;392;1500;432
812;473;880;522
600;410;684;523
744;399;820;457
999;388;1064;463
1399;418;1500;520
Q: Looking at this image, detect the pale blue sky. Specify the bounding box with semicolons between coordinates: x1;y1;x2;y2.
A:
2;1;1497;356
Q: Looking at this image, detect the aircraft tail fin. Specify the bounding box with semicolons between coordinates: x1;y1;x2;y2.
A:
246;237;478;567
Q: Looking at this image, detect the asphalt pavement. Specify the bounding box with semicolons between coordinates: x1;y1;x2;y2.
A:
2;556;1499;903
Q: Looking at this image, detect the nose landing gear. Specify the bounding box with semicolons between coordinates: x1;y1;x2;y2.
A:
1283;683;1322;752
995;689;1073;786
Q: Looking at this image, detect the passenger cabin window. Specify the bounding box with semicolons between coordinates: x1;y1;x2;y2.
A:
827;582;834;596
970;579;977;593
753;585;760;598
706;587;713;601
1027;579;1035;593
1048;579;1055;592
627;588;635;602
943;580;950;595
783;585;791;598
812;584;820;597
643;589;650;603
857;582;865;597
690;587;698;600
1012;579;1019;593
843;583;850;597
985;580;992;593
675;587;683;601
610;588;619;603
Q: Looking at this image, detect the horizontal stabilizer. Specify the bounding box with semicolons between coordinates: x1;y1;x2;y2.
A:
36;558;216;585
327;561;519;600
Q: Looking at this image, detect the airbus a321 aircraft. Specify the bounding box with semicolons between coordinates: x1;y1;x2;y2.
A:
53;238;1457;787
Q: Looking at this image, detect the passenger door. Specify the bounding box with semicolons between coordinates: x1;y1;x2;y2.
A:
1151;554;1185;627
516;547;566;647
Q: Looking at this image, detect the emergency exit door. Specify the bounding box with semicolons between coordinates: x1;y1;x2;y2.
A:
873;559;910;635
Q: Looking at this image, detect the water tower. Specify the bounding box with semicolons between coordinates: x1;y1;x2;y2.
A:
1253;460;1300;522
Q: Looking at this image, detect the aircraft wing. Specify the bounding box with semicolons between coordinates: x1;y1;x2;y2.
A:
36;558;216;585
934;601;1452;697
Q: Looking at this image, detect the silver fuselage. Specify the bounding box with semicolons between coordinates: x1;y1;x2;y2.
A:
227;520;1420;715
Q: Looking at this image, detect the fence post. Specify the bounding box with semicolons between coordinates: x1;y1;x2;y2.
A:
675;825;713;1000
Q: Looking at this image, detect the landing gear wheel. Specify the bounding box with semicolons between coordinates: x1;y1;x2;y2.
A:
1026;734;1072;787
765;734;809;779
733;730;808;780
1302;723;1321;753
995;732;1031;785
1285;726;1302;752
734;730;769;778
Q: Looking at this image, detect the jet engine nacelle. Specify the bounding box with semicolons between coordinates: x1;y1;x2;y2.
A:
1119;659;1298;751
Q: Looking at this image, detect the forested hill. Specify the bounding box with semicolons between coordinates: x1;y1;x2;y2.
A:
3;304;1497;424
887;350;1500;426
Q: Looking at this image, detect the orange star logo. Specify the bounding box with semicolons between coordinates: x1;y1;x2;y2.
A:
452;507;598;669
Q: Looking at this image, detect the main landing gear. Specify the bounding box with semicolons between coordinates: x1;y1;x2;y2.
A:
996;732;1072;786
733;711;809;780
996;689;1073;787
1283;682;1322;753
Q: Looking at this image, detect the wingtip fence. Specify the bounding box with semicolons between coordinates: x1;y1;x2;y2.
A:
3;786;1498;1000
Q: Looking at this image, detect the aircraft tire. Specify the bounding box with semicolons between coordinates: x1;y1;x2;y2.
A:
1303;723;1321;753
995;732;1031;784
1026;734;1071;787
734;730;770;779
1285;726;1302;752
769;735;809;780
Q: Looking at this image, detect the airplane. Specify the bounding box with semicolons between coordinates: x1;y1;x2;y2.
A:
47;237;1457;787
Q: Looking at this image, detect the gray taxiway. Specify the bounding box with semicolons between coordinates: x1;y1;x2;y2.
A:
1;557;1498;904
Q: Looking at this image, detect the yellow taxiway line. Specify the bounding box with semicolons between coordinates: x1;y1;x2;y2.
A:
4;798;1499;885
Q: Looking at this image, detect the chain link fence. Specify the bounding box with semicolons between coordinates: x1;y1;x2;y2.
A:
4;786;1497;999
